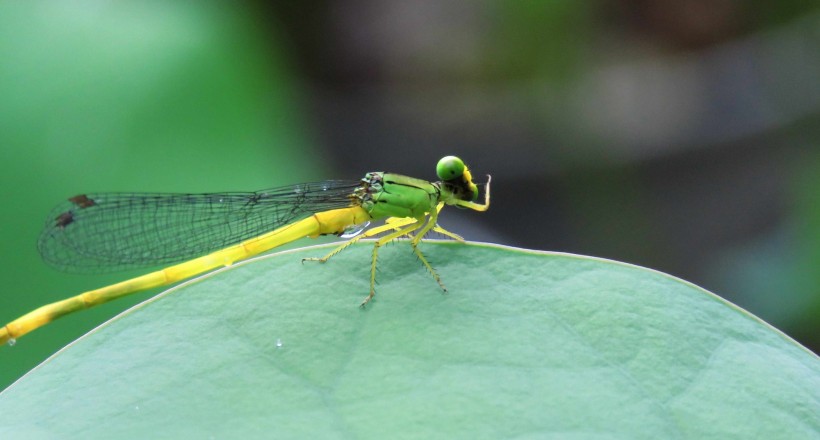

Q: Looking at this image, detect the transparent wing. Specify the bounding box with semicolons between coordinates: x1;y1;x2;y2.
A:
38;180;363;272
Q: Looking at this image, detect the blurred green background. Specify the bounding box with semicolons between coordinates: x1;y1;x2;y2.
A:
1;1;818;389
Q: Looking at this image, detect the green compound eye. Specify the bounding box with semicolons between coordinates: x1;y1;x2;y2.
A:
436;156;465;181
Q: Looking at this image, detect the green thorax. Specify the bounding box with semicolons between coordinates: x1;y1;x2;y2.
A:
354;172;440;220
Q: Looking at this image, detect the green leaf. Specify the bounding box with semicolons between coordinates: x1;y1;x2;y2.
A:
1;242;818;438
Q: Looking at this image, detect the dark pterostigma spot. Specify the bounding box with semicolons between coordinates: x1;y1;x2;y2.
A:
55;211;74;228
69;194;96;208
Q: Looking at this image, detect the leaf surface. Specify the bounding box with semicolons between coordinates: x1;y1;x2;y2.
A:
1;242;818;439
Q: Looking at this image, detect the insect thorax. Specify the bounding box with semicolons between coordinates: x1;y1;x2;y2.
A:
354;172;439;220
